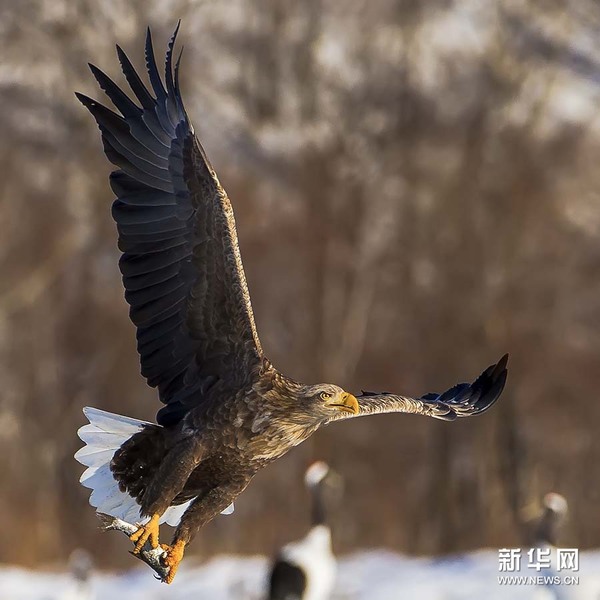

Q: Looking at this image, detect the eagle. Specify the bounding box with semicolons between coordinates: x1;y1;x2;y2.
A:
75;24;508;584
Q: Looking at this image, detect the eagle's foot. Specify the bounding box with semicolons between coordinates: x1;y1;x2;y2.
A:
160;539;186;584
130;513;160;554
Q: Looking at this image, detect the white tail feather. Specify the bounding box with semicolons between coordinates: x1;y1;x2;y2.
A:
75;447;115;468
75;407;233;527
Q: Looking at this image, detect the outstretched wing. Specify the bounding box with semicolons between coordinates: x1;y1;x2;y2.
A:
77;25;263;425
332;354;508;423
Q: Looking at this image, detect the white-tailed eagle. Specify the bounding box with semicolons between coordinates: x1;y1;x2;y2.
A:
75;24;508;583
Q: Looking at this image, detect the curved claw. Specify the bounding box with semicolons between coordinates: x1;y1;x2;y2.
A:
130;513;160;554
161;539;186;584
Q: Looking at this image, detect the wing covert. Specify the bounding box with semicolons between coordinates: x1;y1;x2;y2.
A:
77;24;263;425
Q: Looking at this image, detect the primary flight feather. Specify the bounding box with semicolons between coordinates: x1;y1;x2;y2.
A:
75;24;508;583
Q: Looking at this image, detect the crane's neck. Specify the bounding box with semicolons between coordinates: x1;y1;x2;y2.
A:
310;481;327;527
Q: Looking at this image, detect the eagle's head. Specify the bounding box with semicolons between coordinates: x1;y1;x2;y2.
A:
293;383;360;423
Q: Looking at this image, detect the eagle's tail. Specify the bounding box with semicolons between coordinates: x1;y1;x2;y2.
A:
75;407;193;527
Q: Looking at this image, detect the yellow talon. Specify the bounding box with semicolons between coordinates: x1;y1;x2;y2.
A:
161;539;186;584
130;513;161;554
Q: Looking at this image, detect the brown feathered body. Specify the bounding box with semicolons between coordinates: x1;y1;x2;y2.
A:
110;360;323;542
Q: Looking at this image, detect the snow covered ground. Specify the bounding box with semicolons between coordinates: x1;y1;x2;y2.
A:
2;549;600;600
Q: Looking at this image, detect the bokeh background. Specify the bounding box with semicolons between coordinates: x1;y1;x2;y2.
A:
1;0;599;571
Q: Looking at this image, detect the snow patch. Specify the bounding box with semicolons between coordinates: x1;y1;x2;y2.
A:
2;549;600;599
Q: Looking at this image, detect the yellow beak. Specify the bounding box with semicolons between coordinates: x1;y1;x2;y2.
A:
328;392;359;415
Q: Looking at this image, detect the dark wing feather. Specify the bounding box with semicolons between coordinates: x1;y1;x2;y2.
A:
333;355;508;423
77;25;263;425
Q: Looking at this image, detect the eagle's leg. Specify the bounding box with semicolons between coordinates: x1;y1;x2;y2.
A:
160;477;252;584
130;512;160;553
160;539;186;584
130;437;205;555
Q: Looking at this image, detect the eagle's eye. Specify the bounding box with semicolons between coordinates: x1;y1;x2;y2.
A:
320;391;332;400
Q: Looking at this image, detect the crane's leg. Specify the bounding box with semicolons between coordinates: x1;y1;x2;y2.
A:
129;438;204;554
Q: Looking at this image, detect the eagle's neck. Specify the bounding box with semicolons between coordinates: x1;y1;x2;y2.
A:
245;368;320;460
